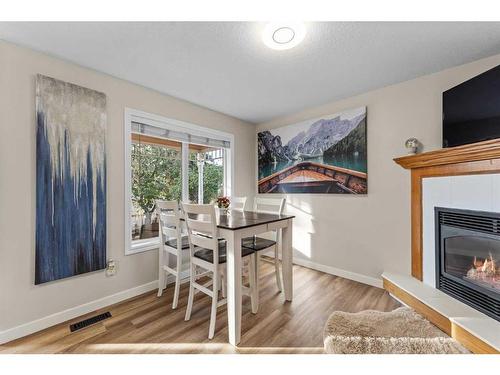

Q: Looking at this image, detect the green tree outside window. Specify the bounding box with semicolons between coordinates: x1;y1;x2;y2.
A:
131;142;224;238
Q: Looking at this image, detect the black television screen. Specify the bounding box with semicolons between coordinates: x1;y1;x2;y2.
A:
443;64;500;148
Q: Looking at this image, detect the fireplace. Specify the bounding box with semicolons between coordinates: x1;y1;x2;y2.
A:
435;207;500;321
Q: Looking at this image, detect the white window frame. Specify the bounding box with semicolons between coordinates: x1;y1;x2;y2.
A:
124;108;234;255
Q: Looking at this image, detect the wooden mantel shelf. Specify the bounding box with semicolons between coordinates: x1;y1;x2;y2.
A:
394;138;500;169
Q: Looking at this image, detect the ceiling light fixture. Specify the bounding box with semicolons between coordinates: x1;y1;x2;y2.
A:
263;22;306;50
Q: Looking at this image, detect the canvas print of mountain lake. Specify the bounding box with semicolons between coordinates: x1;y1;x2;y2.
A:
258;107;367;194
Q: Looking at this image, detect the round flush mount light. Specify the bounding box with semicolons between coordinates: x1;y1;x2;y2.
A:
263;22;306;50
273;27;295;44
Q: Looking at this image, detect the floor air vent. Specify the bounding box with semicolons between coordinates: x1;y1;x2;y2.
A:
70;311;111;332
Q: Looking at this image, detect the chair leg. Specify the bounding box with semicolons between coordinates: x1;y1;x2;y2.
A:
157;249;165;297
249;253;258;314
164;251;171;289
208;273;219;339
184;263;195;321
274;245;283;292
172;252;182;309
221;266;227;298
255;251;260;286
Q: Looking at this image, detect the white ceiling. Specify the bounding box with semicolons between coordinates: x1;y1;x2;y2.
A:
1;22;500;123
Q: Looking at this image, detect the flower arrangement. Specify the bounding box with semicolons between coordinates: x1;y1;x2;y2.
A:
216;196;230;209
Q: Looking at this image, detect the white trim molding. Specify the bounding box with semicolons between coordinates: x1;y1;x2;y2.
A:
0;270;191;345
293;257;383;288
129;237;160;255
0;281;157;345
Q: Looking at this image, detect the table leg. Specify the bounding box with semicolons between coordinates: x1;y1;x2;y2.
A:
281;219;293;301
253;252;260;311
225;229;242;345
249;253;258;314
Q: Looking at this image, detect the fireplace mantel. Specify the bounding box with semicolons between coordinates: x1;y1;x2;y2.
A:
394;138;500;169
389;139;500;354
393;138;500;280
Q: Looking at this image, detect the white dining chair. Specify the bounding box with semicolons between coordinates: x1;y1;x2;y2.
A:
242;197;286;292
156;200;189;309
230;196;247;212
182;203;257;339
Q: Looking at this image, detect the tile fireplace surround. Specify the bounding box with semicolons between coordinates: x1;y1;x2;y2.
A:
388;138;500;354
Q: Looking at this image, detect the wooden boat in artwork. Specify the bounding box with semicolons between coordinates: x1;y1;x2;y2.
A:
258;161;367;194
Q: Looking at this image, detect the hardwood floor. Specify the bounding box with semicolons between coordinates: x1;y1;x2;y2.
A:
0;261;400;354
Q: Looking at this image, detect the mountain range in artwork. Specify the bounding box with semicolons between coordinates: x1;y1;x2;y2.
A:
35;75;107;284
257;107;367;194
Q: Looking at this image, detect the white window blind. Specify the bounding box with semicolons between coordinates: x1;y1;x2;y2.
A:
131;121;231;149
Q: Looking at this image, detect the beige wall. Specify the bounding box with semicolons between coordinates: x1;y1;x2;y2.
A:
0;41;255;331
257;53;500;284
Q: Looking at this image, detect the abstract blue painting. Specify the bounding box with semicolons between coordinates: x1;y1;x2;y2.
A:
35;75;106;284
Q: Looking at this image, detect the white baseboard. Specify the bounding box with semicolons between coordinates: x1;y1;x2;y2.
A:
0;268;192;345
293;257;383;288
0;279;162;345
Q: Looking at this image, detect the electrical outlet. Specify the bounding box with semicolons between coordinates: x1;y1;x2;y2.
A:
106;259;116;276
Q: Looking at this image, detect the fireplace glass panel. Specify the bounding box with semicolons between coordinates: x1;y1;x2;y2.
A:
444;235;500;293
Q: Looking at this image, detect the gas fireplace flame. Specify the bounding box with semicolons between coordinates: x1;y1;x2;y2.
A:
467;252;499;291
473;256;483;269
485;254;495;272
473;254;496;273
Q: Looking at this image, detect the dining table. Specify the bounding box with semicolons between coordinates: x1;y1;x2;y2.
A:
184;209;295;346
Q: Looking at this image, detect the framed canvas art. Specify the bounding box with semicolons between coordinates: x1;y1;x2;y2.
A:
35;75;107;284
258;107;367;194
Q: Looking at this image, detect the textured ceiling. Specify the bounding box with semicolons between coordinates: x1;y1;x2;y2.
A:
1;22;500;123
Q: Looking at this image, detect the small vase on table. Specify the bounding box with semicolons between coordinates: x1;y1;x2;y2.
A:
216;196;230;216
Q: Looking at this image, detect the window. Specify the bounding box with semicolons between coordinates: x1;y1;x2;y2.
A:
124;108;233;255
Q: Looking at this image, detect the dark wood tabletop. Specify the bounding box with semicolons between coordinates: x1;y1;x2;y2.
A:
183;210;295;230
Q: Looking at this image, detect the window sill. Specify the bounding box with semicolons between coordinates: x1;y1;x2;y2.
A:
126;238;160;255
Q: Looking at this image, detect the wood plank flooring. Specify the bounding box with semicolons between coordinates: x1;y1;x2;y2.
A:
0;261;400;354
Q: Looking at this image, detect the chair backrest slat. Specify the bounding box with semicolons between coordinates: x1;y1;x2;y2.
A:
156;200;182;250
182;203;219;263
253;197;286;215
160;212;178;227
186;218;214;235
253;197;286;244
231;196;247;212
162;226;178;238
189;234;214;249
